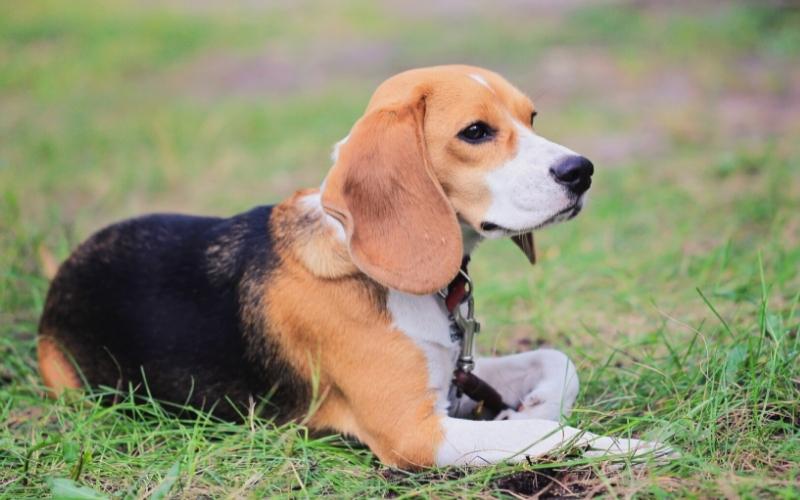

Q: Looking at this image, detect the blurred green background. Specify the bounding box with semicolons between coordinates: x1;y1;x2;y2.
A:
1;1;799;497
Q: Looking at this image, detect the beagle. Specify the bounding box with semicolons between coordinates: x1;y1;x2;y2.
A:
38;65;667;468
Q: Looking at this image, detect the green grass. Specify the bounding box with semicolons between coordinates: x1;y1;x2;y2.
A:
2;1;799;497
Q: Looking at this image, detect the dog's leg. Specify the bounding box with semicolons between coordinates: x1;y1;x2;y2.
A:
435;416;666;466
451;349;579;421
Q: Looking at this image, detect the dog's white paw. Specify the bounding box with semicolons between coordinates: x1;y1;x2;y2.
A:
579;434;678;463
495;389;565;421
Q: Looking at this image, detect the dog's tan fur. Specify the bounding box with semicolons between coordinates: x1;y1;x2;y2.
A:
38;334;80;396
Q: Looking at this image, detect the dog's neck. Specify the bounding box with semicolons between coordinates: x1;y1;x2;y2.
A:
460;222;483;258
285;188;481;289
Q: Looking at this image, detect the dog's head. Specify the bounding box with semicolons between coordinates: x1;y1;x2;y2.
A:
321;65;593;294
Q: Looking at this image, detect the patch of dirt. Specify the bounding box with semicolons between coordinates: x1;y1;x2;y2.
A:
159;2;800;172
142;0;299;14
4;406;45;430
164;40;397;99
381;464;655;498
521;48;800;166
492;469;599;498
383;0;607;19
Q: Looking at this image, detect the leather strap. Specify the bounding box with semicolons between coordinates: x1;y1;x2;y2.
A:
444;257;471;313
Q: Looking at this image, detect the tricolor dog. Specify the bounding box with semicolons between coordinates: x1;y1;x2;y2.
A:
39;65;667;468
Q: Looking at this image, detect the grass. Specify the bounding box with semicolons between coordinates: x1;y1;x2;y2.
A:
1;1;799;497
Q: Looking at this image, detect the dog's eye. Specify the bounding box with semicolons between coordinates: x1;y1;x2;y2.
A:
458;122;494;144
530;111;538;127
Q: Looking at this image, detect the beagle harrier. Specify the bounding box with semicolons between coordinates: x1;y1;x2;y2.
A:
38;65;666;468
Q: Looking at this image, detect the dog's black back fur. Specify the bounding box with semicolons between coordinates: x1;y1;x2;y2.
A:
39;206;311;421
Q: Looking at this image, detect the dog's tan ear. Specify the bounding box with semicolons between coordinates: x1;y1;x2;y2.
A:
321;96;462;294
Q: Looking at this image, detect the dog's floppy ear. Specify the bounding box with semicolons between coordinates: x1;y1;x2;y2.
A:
321;95;462;294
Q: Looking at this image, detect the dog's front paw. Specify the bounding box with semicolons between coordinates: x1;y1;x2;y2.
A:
495;389;566;421
579;434;679;463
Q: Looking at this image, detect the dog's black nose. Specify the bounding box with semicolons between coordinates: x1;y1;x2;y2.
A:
550;156;594;195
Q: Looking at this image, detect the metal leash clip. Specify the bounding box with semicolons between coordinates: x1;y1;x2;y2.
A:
442;267;509;417
451;269;480;374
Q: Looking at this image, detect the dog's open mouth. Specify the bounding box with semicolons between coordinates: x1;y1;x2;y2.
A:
480;202;582;236
479;203;583;265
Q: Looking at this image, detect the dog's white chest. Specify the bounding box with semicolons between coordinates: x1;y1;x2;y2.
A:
386;290;459;412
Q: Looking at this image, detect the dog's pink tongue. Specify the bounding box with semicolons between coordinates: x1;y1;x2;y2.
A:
511;232;536;265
